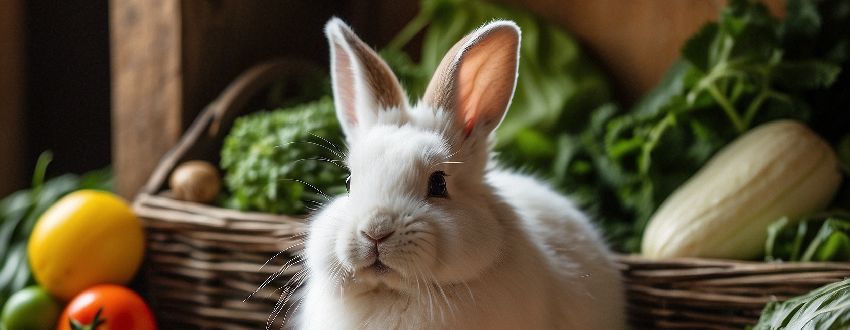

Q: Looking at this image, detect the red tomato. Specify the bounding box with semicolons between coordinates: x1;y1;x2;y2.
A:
57;285;156;330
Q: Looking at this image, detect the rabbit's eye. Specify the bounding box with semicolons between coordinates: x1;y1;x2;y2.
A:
428;171;448;198
345;175;351;192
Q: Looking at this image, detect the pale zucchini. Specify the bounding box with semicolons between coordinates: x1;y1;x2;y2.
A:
642;120;842;259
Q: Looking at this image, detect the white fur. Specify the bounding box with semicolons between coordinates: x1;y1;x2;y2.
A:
298;18;625;329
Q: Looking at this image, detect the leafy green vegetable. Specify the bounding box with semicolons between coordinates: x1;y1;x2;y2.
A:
383;0;613;180
766;212;850;262
0;152;112;311
220;97;348;214
560;0;845;251
783;0;850;146
752;278;850;329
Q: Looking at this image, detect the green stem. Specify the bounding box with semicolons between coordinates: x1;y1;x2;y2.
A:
741;53;779;128
386;8;433;51
707;84;746;133
31;151;53;196
742;89;769;128
70;307;106;330
638;113;677;175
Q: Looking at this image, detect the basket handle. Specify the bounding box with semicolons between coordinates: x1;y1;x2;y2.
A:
207;59;322;136
140;59;324;197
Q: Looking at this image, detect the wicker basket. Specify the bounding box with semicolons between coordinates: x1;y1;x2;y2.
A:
134;60;314;329
617;255;850;329
135;61;850;329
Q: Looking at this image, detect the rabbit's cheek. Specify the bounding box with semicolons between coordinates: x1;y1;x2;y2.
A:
333;224;360;270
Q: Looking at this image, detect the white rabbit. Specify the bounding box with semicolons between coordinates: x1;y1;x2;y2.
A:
298;17;626;329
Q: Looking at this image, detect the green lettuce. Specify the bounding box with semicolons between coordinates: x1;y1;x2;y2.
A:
753;278;850;329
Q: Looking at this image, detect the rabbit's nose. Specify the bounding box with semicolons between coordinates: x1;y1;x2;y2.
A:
361;229;395;243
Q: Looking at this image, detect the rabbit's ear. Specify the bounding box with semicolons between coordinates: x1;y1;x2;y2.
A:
423;21;520;141
325;18;407;141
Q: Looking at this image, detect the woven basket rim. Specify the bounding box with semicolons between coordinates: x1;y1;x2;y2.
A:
135;193;304;224
616;254;850;269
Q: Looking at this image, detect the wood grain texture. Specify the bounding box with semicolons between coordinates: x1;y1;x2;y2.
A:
110;0;183;198
497;0;784;103
0;0;25;196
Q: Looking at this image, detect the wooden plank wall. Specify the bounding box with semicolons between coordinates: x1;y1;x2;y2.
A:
110;0;184;199
0;0;25;197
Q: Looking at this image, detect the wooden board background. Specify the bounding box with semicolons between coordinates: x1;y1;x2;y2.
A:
0;0;25;197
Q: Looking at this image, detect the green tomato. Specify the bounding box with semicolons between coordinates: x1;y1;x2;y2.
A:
1;286;61;330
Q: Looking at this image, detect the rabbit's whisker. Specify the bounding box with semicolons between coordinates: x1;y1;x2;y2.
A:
283;298;305;330
267;270;306;330
281;273;310;327
280;178;331;201
261;241;306;269
277;140;346;160
250;254;305;301
275;272;308;329
309;132;348;158
292;157;348;170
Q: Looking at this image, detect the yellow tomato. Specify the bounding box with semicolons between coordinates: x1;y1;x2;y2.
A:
28;190;145;301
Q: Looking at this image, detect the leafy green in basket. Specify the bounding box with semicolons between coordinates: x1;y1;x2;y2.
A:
766;212;850;262
752;278;850;329
220;97;348;214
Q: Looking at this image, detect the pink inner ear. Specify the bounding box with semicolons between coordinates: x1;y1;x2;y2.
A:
458;55;486;137
456;39;517;138
461;93;480;137
464;120;476;137
333;42;358;126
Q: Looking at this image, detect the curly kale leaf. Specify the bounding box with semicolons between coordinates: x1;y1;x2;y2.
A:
220;97;348;214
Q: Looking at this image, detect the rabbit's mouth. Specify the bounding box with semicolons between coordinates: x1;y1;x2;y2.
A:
357;259;397;279
345;259;407;293
370;260;391;275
